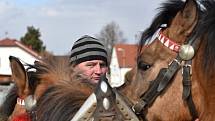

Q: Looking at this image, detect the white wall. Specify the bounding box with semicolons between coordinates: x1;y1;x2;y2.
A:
110;48;131;87
110;48;120;87
0;47;38;75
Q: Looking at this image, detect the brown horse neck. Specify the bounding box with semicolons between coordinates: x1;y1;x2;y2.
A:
192;46;215;120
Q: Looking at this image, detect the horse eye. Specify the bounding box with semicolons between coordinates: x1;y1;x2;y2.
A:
138;61;151;71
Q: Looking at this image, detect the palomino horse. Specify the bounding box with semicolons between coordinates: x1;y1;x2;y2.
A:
0;55;71;121
122;0;215;121
27;0;208;121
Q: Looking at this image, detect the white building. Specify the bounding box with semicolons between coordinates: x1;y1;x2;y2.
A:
110;44;137;87
0;38;40;84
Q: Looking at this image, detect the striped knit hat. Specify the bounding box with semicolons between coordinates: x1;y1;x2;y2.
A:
70;35;108;65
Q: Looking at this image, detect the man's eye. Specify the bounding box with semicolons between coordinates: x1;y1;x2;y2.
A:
100;63;106;68
87;65;94;67
86;63;94;67
138;61;151;71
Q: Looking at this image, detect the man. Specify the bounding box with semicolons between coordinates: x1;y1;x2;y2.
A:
70;35;108;84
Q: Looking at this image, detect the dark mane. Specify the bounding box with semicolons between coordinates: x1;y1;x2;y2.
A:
138;0;184;53
34;79;94;121
198;1;215;73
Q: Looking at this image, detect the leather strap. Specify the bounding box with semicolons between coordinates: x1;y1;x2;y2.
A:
182;61;198;120
133;56;182;114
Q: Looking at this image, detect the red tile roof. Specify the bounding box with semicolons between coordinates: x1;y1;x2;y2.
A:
0;38;40;58
114;44;138;68
0;38;17;46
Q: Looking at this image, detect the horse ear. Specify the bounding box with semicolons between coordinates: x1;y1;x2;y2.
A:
171;0;198;36
9;56;29;96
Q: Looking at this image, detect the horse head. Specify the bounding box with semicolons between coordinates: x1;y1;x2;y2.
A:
0;55;71;121
5;56;38;121
121;0;211;120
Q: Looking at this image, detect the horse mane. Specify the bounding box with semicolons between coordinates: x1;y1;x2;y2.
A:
34;55;71;83
34;77;94;121
138;0;185;54
198;1;215;74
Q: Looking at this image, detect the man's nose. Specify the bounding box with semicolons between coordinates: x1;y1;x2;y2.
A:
94;64;102;74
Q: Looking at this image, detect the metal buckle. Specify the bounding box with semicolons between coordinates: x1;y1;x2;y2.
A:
183;64;192;75
132;105;140;114
132;100;147;115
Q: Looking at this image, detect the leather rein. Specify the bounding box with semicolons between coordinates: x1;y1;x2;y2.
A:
131;26;201;121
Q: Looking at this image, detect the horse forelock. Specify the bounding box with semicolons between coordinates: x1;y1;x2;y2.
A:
138;0;184;56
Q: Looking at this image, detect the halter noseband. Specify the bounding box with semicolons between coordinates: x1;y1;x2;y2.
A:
158;30;181;52
17;97;25;106
16;95;37;121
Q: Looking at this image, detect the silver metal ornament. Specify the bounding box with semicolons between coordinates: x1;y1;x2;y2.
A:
24;95;37;111
179;44;195;60
103;98;110;110
100;81;108;93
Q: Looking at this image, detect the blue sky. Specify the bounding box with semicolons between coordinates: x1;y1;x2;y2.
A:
0;0;166;55
7;0;49;6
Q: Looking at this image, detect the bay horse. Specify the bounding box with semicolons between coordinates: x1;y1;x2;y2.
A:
0;54;71;121
28;0;209;121
121;0;215;121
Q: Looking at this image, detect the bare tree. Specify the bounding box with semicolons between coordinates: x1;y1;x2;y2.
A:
97;21;126;64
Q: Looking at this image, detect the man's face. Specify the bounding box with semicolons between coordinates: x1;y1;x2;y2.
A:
74;60;108;84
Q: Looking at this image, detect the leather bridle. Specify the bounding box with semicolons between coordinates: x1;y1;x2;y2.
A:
132;25;202;121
